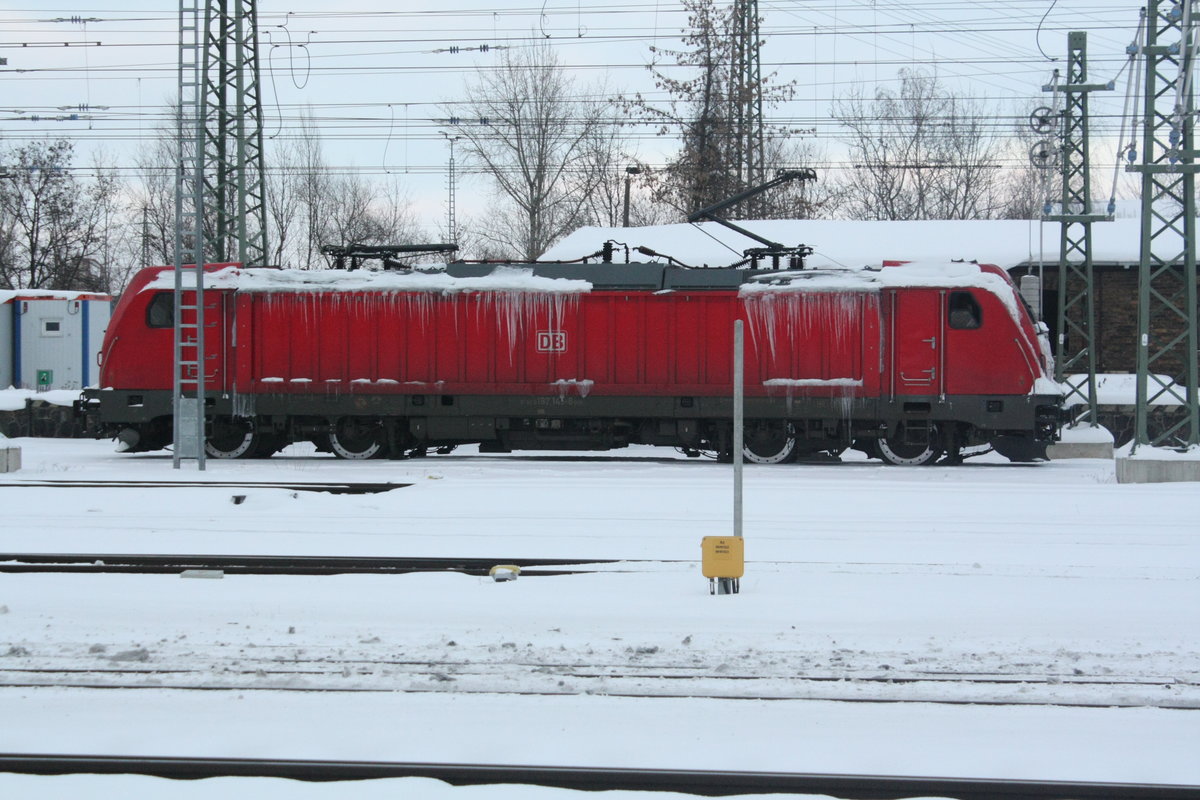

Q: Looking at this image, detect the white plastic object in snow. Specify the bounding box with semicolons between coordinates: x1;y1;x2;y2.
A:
489;565;521;582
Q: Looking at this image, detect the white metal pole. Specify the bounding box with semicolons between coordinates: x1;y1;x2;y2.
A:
733;319;744;538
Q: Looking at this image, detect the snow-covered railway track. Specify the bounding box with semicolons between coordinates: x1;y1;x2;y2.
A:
3;655;1196;709
0;553;620;576
0;480;408;494
3;753;1196;799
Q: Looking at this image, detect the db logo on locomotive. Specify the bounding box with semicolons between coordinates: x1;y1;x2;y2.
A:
536;330;567;352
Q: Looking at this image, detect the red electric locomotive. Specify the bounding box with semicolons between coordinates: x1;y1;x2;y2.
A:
82;258;1063;465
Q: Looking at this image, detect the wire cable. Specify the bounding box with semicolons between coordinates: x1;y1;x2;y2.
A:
1035;0;1061;62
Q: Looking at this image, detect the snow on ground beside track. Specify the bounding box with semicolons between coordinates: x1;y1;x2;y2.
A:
0;437;1198;794
0;774;844;800
0;388;79;411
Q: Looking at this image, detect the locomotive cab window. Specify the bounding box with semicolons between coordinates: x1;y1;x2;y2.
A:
146;292;174;329
948;291;981;329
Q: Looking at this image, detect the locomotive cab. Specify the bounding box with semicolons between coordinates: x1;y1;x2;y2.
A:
864;263;1061;463
86;263;240;453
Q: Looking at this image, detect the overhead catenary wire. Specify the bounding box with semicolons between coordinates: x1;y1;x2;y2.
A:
0;0;1152;236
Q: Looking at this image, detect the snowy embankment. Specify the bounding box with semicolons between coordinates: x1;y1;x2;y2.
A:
0;388;79;411
0;438;1197;798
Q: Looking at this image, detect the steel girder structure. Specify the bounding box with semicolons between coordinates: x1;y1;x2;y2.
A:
1129;0;1200;450
202;0;269;267
730;0;766;219
1044;32;1112;427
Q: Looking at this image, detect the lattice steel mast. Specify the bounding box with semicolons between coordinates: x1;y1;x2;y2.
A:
445;134;460;246
1043;32;1112;428
1128;0;1200;450
173;0;269;469
730;0;766;219
172;0;207;470
203;0;268;266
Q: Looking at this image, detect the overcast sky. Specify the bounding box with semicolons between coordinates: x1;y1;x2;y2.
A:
0;1;1149;233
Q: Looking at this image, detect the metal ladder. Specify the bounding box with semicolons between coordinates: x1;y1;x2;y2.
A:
173;0;207;470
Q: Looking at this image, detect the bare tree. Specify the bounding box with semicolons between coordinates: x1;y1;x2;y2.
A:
448;44;625;260
263;110;424;268
756;139;843;219
0;140;120;291
131;102;241;270
317;171;422;256
265;146;303;268
623;0;797;219
833;69;1005;220
130;111;178;268
277;109;336;269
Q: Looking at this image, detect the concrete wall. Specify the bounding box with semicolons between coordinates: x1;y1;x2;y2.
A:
0;398;90;439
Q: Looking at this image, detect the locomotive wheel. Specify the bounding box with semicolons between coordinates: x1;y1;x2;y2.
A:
876;425;942;466
742;422;796;464
205;417;259;459
328;417;388;460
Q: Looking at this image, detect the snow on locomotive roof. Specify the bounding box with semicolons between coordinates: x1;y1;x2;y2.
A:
741;260;1027;328
0;289;111;303
144;265;592;295
741;260;1014;293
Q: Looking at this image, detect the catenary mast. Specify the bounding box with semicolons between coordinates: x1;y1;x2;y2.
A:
1129;0;1200;450
1043;32;1111;430
173;0;269;469
731;0;766;219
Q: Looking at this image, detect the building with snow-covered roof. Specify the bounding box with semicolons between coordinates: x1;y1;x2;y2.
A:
0;290;112;391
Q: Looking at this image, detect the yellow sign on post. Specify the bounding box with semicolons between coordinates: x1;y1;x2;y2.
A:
702;536;744;595
701;536;745;578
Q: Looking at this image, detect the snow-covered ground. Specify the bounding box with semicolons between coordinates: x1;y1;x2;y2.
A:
1;438;1197;798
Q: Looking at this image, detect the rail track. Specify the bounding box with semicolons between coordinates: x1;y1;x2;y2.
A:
2;553;1197;709
0;553;618;576
0;479;408;494
0;753;1196;798
2;642;1196;708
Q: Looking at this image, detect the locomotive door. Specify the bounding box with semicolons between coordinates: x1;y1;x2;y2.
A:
196;289;229;393
889;289;944;396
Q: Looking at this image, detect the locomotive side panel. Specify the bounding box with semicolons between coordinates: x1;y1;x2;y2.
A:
643;295;670;385
883;287;1047;398
99;289;172;391
942;289;1038;396
670;295;702;386
99;288;235;394
231;287;882;399
316;295;349;386
703;295;735;387
741;291;881;396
